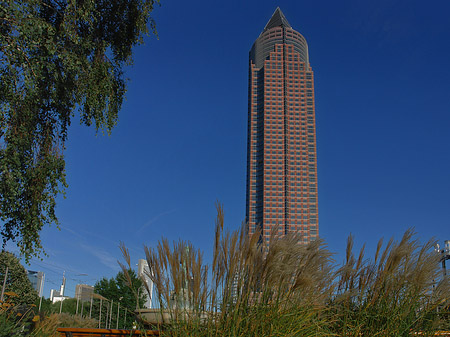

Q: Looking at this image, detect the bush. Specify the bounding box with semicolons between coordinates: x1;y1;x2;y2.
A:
0;292;39;337
0;251;39;306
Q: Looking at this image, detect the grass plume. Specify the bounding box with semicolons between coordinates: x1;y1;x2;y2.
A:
122;204;449;336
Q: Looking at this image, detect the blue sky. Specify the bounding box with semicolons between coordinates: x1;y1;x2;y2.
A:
16;0;450;297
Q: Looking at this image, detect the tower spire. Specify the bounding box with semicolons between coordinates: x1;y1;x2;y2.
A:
263;7;291;32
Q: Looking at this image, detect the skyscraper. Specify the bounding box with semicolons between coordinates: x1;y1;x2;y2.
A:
27;270;44;296
246;8;318;243
138;259;153;309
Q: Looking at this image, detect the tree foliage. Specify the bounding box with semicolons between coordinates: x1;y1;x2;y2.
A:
0;251;38;306
94;269;147;328
0;0;159;261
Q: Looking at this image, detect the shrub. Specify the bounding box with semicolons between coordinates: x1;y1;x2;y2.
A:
0;292;39;337
0;251;39;306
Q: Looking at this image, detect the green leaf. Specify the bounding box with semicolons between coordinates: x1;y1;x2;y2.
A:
0;0;159;261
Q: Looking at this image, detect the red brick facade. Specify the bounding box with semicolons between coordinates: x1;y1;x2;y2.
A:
246;9;318;243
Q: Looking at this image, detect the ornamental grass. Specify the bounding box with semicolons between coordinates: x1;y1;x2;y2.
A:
120;203;450;337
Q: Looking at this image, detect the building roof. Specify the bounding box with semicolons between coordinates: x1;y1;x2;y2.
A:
263;7;291;32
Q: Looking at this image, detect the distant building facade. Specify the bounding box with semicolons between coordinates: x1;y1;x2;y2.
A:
50;289;69;303
138;259;153;308
246;8;319;243
27;270;44;296
50;274;68;303
75;284;94;302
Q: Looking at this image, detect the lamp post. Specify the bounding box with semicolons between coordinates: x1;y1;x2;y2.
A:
75;274;88;316
116;296;123;329
38;272;45;311
436;240;450;277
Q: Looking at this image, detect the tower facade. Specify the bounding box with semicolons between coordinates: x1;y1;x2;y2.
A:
246;8;318;243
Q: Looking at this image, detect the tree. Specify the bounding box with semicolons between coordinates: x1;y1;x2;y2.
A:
0;251;38;306
0;0;159;261
36;296;52;313
94;269;146;328
50;297;77;314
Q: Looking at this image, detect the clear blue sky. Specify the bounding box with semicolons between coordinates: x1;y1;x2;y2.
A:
17;0;450;298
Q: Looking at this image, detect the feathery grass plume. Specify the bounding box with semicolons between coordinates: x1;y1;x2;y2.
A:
118;242;133;287
33;312;97;336
121;206;449;336
331;229;449;336
136;203;335;336
118;242;141;309
118;241;151;331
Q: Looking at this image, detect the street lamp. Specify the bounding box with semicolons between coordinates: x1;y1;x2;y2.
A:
75;273;89;316
116;296;123;329
436;240;450;277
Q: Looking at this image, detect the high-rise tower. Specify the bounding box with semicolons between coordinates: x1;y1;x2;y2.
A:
246;8;318;243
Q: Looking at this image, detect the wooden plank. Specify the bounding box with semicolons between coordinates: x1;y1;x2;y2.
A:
56;327;160;336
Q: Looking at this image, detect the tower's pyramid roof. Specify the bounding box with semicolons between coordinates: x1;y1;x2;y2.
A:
263;7;291;32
